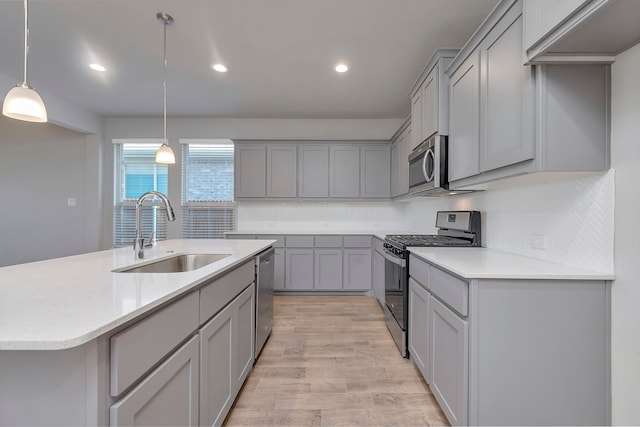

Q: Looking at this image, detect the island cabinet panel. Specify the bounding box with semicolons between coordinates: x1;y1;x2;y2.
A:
199;260;255;324
266;145;297;198
110;335;199;427
234;145;266;198
110;291;199;397
329;145;360;198
199;301;233;427
298;145;329;198
233;285;256;389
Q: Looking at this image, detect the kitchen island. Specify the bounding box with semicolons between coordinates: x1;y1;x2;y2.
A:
0;238;274;426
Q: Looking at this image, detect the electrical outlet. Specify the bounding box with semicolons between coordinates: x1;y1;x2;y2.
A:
530;235;547;250
67;198;76;207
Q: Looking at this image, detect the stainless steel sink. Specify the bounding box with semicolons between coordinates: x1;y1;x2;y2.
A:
115;253;231;273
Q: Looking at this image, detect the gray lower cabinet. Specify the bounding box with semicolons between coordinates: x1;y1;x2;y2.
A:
314;249;343;290
372;239;385;304
343;249;372;291
408;278;430;382
285;248;315;290
429;295;469;427
408;253;609;426
110;336;200;427
274;248;285;290
200;283;255;427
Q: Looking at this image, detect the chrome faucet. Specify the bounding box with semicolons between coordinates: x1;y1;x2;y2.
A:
134;191;176;259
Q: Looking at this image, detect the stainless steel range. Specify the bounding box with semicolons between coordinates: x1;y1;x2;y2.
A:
383;210;481;357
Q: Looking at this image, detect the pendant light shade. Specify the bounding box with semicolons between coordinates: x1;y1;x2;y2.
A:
155;12;175;164
2;0;47;123
156;142;175;163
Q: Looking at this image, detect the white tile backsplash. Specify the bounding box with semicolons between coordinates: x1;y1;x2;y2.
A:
237;171;614;273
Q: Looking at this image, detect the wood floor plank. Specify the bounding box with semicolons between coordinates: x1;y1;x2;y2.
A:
224;295;449;426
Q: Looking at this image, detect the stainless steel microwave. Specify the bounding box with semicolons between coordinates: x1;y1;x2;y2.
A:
408;134;449;196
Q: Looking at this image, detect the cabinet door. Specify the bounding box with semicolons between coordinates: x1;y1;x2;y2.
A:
360;145;391;198
410;89;423;151
110;336;199;427
234;145;266;198
266;145;297;198
274;248;285;291
408;278;430;383
422;66;439;140
329;146;360;198
343;249;372;291
233;285;255;390
298;145;329;198
448;51;480;182
391;136;402;197
314;249;343;290
285;249;314;290
429;296;468;426
199;300;234;427
480;6;534;173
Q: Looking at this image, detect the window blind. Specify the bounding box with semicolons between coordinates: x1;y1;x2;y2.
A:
113;142;170;247
181;141;236;238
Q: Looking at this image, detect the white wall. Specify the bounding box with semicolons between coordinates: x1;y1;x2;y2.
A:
0;116;102;266
610;43;640;425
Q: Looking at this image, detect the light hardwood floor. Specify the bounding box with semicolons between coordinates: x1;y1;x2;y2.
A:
224;295;449;426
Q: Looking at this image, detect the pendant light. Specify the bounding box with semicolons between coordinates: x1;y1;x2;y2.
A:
2;0;47;123
155;12;175;164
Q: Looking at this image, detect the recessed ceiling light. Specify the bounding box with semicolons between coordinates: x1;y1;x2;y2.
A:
335;63;348;73
212;64;228;73
89;63;106;72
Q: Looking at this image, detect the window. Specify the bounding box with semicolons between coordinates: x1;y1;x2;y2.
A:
181;140;236;238
113;140;170;247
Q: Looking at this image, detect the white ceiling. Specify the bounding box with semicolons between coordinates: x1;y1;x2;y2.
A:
0;0;498;119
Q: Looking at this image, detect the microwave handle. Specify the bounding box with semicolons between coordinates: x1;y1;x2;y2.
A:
423;148;435;182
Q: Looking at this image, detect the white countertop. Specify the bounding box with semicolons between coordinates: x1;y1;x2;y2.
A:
227;230;412;241
0;239;273;351
409;247;614;280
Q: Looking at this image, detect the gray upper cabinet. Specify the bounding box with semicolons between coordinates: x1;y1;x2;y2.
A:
448;52;480;182
330;145;360;198
234;145;266;198
479;2;534;173
409;49;458;152
298;145;329;198
446;0;610;189
524;0;640;63
391;120;410;197
360;145;391;198
266;145;297;198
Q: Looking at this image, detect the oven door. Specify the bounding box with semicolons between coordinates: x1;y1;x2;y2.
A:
382;248;409;357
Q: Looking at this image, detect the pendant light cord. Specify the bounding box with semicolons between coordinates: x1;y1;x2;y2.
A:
22;0;29;84
162;19;167;143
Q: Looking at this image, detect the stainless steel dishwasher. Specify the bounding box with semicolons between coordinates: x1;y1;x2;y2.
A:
255;247;274;359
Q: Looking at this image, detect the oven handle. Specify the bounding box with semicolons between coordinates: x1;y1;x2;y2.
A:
382;248;406;268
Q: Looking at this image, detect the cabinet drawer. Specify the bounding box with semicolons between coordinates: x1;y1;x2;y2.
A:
314;236;343;248
286;235;314;247
409;254;429;288
200;260;255;324
430;266;469;317
343;235;372;248
110;291;199;397
258;235;285;247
